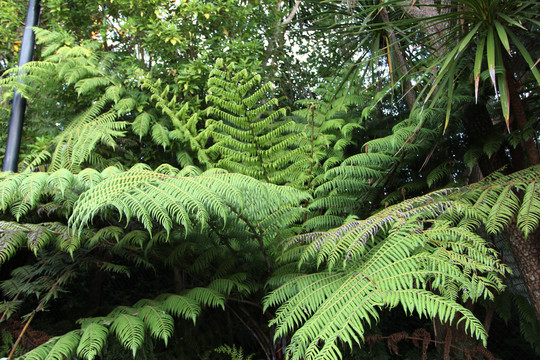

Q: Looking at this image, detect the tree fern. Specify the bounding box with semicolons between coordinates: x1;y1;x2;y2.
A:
0;29;149;172
265;166;540;360
0;165;308;269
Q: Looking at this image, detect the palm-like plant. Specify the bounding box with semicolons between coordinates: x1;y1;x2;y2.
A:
413;0;540;130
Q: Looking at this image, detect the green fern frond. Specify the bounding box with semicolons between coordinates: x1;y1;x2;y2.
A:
160;294;201;324
137;305;175;346
69;164;307;237
266;167;540;360
151;123;171;149
77;322;109;360
75;76;111;95
20;338;56;360
13;172;49;219
0;222;27;264
215;344;255;360
42;330;81;360
485;185;520;234
186;287;226;310
205;59;310;185
208;273;250;296
0;222;72;263
110;314;145;357
518;182;540;238
47;168;75;196
132;112;153;139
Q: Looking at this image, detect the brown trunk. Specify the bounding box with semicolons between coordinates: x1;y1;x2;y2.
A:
504;69;540;321
506;72;540;166
403;0;451;57
434;300;478;359
507;223;540;322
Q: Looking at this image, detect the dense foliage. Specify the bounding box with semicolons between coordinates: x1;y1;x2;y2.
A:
0;1;539;359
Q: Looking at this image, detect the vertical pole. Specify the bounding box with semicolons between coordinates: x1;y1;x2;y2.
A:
2;0;41;172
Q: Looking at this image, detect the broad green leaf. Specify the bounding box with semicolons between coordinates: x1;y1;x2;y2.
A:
497;74;510;130
495;39;510;129
486;27;497;93
474;36;486;103
506;29;540;85
493;20;511;56
444;61;457;133
423;53;454;105
497;13;526;30
457;23;481;56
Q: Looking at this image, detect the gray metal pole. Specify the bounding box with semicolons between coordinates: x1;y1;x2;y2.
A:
2;0;41;172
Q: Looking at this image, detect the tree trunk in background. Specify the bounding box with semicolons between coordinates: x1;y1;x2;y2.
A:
380;7;417;110
403;0;451;57
506;72;540;166
504;69;540;321
507;225;540;322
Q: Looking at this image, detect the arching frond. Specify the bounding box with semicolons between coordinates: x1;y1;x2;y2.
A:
110;314;145;357
137;305;175;345
42;331;80;360
266;166;540;360
76;322;109;360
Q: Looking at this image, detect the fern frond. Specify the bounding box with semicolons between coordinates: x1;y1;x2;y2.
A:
517;182;540;238
481;185;519;234
137;305;174;345
110;314;145;357
42;331;80;360
266;167;540;360
69;164;307;237
160;294;201;324
0;222;27;264
132;112;153;139
186;287;226;310
77;322;109;360
151;123;171;149
215;344;255;360
208;273;250;296
20;338;56;360
0;222;73;263
205;59;310;185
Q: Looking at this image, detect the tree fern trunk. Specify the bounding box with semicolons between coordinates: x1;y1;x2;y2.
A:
505;71;540;321
506;72;540;166
507;223;540;322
